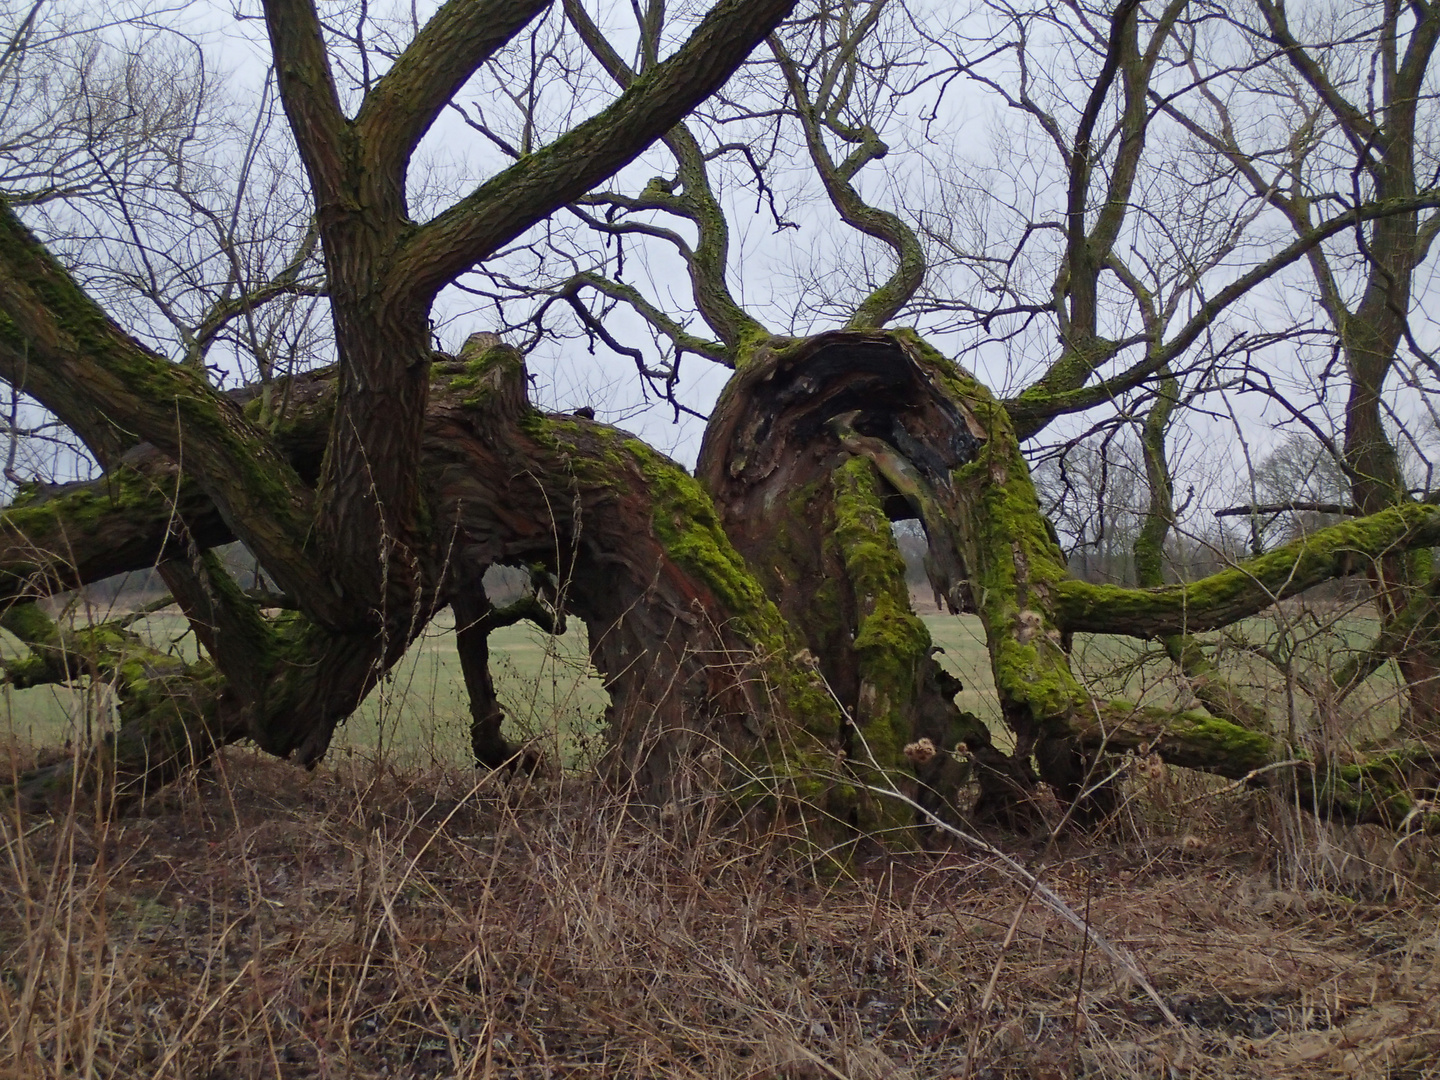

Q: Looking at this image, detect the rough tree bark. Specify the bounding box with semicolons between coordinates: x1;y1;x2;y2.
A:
0;336;846;816
4;330;1440;829
697;332;1038;826
2;0;1437;830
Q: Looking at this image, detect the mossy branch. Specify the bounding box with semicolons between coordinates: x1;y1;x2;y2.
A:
1069;700;1438;827
0;200;346;628
1056;502;1440;637
0;600;186;690
397;0;801;307
770;37;924;330
0;600;241;810
0;459;230;603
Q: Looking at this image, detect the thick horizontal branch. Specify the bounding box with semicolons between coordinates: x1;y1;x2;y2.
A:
0;364;338;604
1072;702;1272;776
0;459;230;603
0;601;187;690
1055;502;1440;637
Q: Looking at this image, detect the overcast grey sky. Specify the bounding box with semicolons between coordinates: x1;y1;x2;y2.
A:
6;0;1437;531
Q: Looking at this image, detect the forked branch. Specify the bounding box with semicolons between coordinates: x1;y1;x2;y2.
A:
770;26;925;329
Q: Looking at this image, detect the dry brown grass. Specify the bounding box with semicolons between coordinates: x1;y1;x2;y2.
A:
0;749;1437;1080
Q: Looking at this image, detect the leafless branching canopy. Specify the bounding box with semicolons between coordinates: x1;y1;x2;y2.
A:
0;0;1438;831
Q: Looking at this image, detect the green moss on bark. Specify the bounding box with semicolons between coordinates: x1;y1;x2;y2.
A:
625;437;839;735
521;417;844;806
829;457;931;832
830;458;927;756
1057;502;1440;638
938;383;1083;732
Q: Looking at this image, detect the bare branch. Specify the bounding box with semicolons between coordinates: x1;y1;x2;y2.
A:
561;0;768;352
1214;501;1359;518
770;30;924;330
395;0;800;308
353;0;550;195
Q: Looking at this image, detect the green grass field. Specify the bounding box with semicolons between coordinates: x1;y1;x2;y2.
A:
0;602;1406;765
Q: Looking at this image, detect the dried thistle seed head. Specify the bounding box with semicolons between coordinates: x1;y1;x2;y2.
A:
903;738;937;765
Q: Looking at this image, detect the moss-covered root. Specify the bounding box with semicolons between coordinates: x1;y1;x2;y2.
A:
1066;701;1440;827
5;665;240;816
0;601;243;814
1311;747;1440;828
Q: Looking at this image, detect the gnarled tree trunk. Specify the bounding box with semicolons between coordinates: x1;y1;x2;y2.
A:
0;338;845;818
5;330;1440;832
697;332;1039;825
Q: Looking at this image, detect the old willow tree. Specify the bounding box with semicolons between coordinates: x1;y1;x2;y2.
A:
2;0;1440;830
